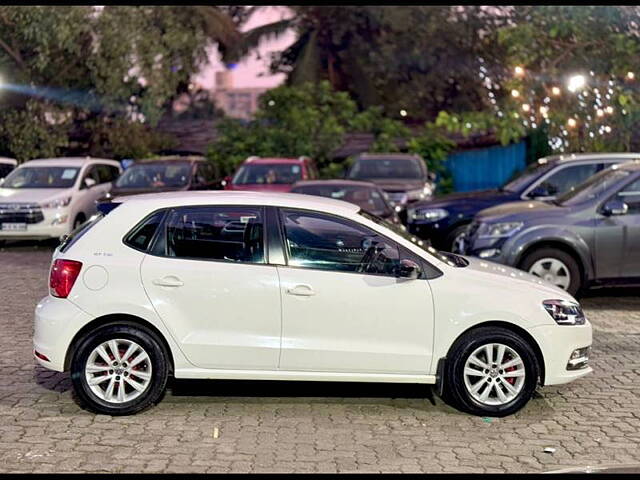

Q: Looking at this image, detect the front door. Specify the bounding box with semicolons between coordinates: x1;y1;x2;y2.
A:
276;208;434;375
140;205;282;370
595;177;640;279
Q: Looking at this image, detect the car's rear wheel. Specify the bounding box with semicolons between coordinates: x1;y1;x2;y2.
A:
442;327;539;417
519;248;582;296
70;324;169;415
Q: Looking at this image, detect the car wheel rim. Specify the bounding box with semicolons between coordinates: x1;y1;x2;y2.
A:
463;343;526;406
528;258;571;290
84;339;152;404
451;232;467;254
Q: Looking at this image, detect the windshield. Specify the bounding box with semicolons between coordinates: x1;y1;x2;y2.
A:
348;158;423;180
557;168;631;206
2;166;80;189
293;185;392;216
501;161;555;193
115;163;191;189
359;210;467;267
233;163;303;185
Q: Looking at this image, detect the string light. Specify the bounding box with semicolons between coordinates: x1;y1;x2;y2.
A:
522;103;531;112
568;75;586;92
627;71;635;80
551;86;561;96
567;118;577;128
400;109;408;117
511;89;520;98
596;109;604;117
514;66;525;77
606;106;614;114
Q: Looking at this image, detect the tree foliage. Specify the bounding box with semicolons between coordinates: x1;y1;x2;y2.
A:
207;81;409;177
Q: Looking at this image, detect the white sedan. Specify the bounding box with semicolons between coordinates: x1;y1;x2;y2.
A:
33;191;592;416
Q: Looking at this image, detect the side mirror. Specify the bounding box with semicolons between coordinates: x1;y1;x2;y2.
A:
395;258;421;280
427;172;437;182
602;199;628;216
84;177;97;189
529;185;552;199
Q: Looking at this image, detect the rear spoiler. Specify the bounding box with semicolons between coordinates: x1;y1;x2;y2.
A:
97;201;122;215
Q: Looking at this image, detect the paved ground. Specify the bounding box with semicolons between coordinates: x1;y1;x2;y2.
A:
1;241;640;473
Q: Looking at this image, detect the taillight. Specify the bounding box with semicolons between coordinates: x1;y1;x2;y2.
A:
49;259;83;298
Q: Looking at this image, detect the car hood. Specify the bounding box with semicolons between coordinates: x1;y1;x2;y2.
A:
460;254;575;300
476;199;567;223
0;187;72;204
109;186;187;197
364;179;425;192
227;184;294;193
411;188;518;211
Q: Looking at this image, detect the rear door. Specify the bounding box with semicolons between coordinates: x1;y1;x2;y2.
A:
140;205;282;370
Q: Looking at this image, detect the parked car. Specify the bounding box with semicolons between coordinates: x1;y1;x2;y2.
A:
406;153;640;253
345;153;435;218
290;179;402;224
0;157;17;180
224;156;319;192
100;155;218;202
0;157;121;243
463;160;640;296
34;191;591;417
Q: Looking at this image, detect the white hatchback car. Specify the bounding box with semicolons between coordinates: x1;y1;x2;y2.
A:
33;191;592;416
0;157;121;242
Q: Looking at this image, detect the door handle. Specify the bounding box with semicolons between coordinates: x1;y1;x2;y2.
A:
152;276;184;288
286;284;316;296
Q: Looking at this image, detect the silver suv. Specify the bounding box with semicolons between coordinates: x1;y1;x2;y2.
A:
463;160;640;296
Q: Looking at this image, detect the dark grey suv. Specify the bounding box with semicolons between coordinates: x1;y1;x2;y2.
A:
463;160;640;296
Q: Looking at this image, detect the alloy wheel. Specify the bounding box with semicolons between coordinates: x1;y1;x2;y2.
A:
463;343;526;406
84;338;152;404
528;257;571;290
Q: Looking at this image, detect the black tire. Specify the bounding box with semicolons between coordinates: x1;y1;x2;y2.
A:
70;323;169;415
442;326;539;417
445;224;470;253
519;247;582;297
73;213;86;230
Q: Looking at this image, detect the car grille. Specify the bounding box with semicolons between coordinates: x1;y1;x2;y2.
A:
385;192;409;205
0;203;44;224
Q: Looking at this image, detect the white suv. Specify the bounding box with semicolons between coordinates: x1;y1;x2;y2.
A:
0;157;121;242
33;191;592;416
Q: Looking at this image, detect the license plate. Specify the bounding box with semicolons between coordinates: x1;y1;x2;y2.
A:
1;223;27;231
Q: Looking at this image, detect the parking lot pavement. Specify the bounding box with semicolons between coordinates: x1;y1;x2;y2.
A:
1;243;640;473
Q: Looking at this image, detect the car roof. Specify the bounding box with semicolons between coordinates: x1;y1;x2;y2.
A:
136;155;205;164
292;180;379;189
20;157;120;168
115;190;360;216
539;152;640;165
0;157;17;165
354;153;423;161
243;156;309;165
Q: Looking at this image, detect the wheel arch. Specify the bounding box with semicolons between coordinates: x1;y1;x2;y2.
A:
515;239;590;285
64;313;175;374
443;320;546;386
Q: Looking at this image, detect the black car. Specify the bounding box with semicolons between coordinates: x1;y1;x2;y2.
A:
100;155;220;202
463;160;640;296
290;180;403;224
345;153;436;221
406;153;639;252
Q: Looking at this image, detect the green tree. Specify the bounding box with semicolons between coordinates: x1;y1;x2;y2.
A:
0;6;239;160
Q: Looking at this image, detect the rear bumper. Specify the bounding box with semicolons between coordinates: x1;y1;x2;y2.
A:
33;295;92;372
531;321;593;386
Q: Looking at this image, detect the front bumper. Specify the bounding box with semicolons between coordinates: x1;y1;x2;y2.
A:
33;295;93;372
1;209;71;240
531;321;593;386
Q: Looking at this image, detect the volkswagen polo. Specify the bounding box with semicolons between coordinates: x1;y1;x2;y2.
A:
33;191;592;416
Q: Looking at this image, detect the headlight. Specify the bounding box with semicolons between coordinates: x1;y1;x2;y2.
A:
478;221;523;238
41;196;72;209
408;207;449;222
407;186;433;201
543;299;586;325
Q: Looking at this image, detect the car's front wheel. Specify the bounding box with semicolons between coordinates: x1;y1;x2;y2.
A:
70;323;169;415
442;327;539;417
519;247;582;296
